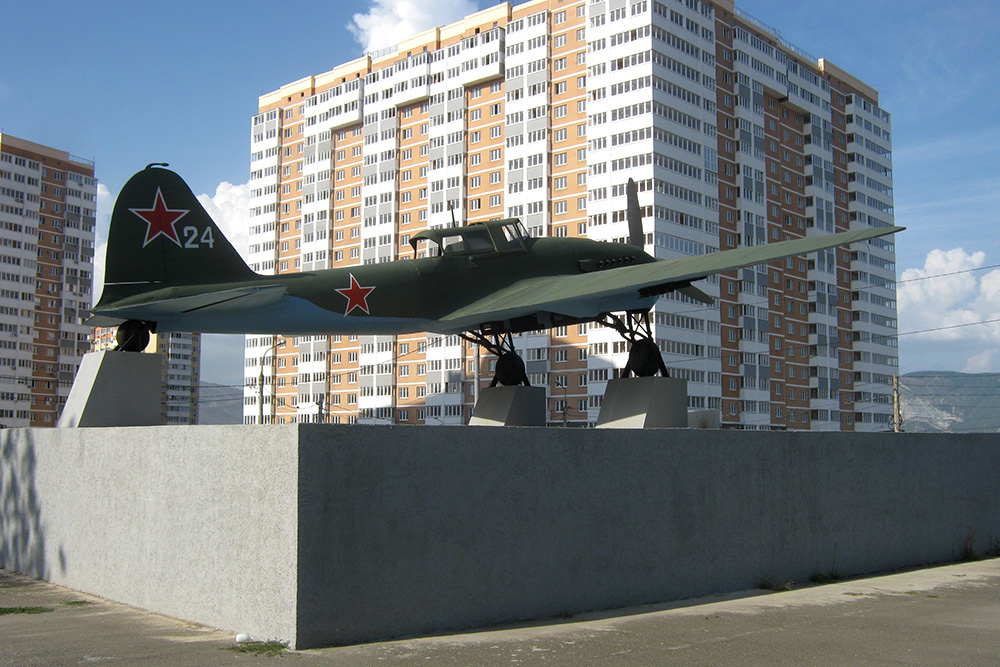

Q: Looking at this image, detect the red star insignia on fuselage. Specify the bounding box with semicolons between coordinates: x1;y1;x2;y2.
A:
336;273;375;315
130;188;189;247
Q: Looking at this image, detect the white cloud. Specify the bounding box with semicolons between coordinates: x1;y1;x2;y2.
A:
92;240;108;308
963;348;995;373
898;248;1000;372
976;269;1000;304
898;248;984;327
196;182;250;260
95;183;115;244
348;0;478;53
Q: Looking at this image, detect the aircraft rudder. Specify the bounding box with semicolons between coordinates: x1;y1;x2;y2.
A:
102;164;255;299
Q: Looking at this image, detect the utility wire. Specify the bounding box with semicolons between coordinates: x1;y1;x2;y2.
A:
897;317;1000;338
896;262;1000;285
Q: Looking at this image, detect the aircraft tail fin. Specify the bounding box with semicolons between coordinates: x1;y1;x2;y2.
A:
96;164;256;306
626;178;644;249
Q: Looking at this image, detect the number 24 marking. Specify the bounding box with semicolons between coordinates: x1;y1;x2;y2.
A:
182;226;215;249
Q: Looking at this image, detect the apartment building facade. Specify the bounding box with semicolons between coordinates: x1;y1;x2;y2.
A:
0;134;97;427
92;328;201;424
244;0;897;430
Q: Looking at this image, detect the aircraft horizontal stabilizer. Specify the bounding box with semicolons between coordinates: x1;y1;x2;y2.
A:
92;285;287;321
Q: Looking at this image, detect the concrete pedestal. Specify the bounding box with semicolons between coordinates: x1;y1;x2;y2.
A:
688;408;721;429
57;351;163;427
470;385;546;426
596;376;688;428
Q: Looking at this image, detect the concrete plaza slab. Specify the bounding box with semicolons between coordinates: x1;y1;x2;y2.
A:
3;425;1000;648
3;560;1000;665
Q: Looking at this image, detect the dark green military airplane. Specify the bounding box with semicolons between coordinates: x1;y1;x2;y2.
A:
91;164;902;384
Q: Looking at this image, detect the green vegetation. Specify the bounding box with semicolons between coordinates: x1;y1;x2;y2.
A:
225;640;289;657
0;606;54;615
63;600;94;606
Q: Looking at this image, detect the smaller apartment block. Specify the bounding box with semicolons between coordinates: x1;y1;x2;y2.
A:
0;134;97;427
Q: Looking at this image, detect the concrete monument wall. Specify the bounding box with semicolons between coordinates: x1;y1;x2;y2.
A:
0;426;299;644
3;425;1000;648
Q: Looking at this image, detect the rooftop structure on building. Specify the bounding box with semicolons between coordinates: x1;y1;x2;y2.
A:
244;0;897;430
0;133;97;427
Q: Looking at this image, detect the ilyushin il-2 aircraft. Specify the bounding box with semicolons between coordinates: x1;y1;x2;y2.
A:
90;164;902;386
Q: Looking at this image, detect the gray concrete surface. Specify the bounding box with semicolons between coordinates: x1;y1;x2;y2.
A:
3;560;1000;665
0;569;257;666
0;425;300;645
596;377;688;427
470;386;547;425
4;425;1000;649
57;351;164;427
294;426;1000;647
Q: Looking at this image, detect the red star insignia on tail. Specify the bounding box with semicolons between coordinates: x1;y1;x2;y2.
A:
336;274;375;315
130;188;188;247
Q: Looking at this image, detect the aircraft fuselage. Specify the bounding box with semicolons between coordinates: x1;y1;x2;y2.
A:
101;235;656;336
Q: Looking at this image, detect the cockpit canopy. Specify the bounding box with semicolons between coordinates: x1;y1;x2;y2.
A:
409;218;530;257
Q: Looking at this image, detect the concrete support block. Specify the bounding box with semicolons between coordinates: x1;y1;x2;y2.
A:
57;351;163;427
688;409;721;429
469;386;546;426
596;376;688;428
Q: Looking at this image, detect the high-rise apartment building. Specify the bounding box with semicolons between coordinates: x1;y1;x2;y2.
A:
92;327;201;424
0;133;97;427
244;0;897;430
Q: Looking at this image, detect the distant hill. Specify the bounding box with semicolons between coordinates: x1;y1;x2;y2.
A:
900;372;1000;433
198;382;243;425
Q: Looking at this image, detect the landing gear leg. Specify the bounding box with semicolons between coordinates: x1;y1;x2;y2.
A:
598;311;669;379
115;320;152;352
459;331;530;387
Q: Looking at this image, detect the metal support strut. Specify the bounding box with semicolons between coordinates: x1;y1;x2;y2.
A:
459;330;530;387
598;310;670;379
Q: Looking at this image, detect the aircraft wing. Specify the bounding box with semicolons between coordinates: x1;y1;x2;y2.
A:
441;225;902;326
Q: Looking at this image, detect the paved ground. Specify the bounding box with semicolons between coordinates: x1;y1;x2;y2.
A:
2;560;1000;665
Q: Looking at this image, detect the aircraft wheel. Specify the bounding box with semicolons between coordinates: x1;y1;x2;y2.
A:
624;339;666;378
115;320;151;352
493;351;529;386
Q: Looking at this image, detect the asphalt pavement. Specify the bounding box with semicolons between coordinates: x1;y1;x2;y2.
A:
2;559;1000;665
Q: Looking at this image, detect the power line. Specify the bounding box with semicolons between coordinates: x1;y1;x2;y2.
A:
898;317;1000;338
899;382;1000;388
896;262;1000;286
904;393;1000;398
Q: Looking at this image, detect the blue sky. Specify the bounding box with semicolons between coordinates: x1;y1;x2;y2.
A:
2;0;998;385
